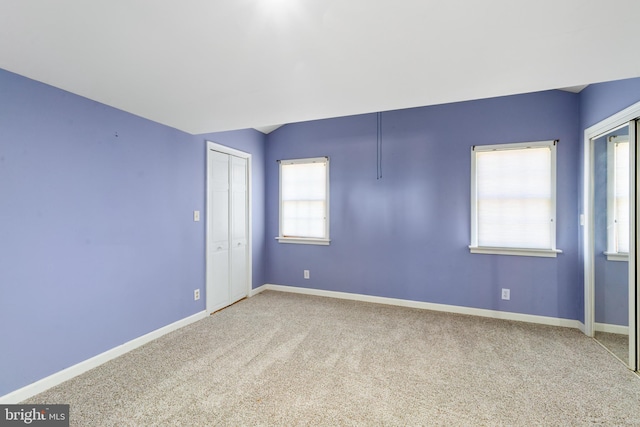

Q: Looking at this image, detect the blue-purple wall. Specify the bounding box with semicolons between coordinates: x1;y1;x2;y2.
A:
264;90;583;320
580;78;640;130
0;69;266;397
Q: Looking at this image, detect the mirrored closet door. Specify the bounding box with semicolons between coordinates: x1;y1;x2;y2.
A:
592;123;631;365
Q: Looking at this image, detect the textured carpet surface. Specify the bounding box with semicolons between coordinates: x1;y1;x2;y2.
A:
26;291;640;426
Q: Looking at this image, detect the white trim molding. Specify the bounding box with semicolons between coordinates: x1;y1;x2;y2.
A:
255;284;583;330
0;311;208;404
595;322;629;335
604;252;629;262
275;237;331;245
249;285;268;297
469;246;562;258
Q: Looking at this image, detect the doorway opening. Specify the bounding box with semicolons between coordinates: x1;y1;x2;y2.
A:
584;101;640;370
206;141;252;314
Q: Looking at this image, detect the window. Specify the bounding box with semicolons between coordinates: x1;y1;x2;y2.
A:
470;140;561;257
277;157;330;245
606;136;629;261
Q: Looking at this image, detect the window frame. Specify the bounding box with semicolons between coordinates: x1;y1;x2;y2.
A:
605;135;630;261
469;140;562;258
276;156;330;246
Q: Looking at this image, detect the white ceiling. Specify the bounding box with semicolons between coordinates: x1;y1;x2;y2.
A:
1;1;639;135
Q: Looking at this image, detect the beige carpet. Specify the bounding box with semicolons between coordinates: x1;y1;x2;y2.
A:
26;291;640;425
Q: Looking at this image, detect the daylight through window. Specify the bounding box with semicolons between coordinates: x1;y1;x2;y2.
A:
607;136;630;259
277;157;330;245
470;140;561;257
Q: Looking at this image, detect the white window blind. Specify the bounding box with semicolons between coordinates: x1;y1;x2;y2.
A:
278;157;330;244
607;138;630;256
470;140;559;257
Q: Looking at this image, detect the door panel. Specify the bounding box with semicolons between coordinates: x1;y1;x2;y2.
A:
209;151;230;244
583;104;640;372
208;249;229;311
230;242;247;303
231;157;247;241
211;192;229;243
230;156;248;303
207;147;250;312
207;150;231;312
232;192;246;241
593;125;630;365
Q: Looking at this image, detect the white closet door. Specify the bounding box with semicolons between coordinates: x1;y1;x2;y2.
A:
230;155;248;303
207;150;230;311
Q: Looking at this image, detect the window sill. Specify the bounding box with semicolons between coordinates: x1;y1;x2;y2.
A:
469;246;562;258
276;237;331;246
604;252;629;262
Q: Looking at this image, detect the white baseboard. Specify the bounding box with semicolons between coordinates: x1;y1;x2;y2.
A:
0;310;208;404
249;284;268;297
595;322;629;335
258;284;583;330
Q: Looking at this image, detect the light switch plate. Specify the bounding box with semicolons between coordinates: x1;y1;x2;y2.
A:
194;210;200;222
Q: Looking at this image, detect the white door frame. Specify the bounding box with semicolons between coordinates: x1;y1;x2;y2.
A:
583;100;640;370
206;141;252;314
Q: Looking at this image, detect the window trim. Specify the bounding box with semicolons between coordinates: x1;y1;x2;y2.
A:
469;140;562;258
276;156;330;246
605;135;630;261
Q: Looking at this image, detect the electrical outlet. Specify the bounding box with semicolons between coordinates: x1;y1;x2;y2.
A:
304;270;310;279
501;288;510;300
194;289;200;300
